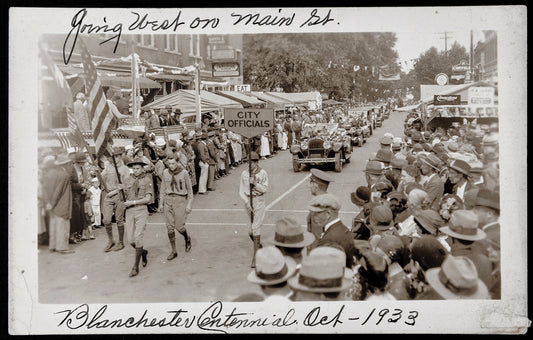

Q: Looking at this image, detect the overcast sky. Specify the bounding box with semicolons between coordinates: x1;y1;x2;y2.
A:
395;30;485;73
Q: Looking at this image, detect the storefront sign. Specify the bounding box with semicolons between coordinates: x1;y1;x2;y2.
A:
212;62;240;77
468;86;495;105
434;95;461;105
211;49;235;60
234;84;251;92
207;35;226;44
224;108;275;138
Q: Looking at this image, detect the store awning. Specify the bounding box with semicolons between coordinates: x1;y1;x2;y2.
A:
249;92;292;111
421;81;498;105
146;73;193;86
217;91;265;108
59;65;161;89
142;89;243;114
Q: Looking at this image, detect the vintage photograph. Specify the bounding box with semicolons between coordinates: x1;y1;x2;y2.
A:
9;6;528;334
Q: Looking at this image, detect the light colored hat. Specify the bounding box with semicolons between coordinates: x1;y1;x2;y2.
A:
155;137;166;147
308;193;341;212
425;255;490;300
363;160;384;175
448;159;472;177
264;216;315;248
75;92;85;100
440;210;486;241
124;144;133;151
288;249;352;293
308;246;354;278
91;177;99;183
54;153;72;165
247;246;297;285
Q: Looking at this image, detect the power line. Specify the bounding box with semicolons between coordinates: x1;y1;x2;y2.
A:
439;32;454;55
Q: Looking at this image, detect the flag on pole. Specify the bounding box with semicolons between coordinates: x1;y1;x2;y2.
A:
78;38;116;159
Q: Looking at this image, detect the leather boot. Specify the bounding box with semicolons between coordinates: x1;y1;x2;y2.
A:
129;247;143;277
114;224;125;251
251;235;261;268
180;230;192;252
141;249;148;267
167;232;178;261
104;225;115;252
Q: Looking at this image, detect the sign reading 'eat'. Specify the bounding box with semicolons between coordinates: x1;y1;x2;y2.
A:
223;108;275;138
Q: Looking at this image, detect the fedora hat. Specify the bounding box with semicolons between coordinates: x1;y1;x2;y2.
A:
440;210;486;241
391;158;408;170
412;143;424;153
414;209;445;235
379;136;392;146
54;153;72;165
247;246;297;286
376;235;405;264
308;193;341;212
362;160;383;175
127;157;148;167
288;250;352;293
475;189;500;212
425;255;490;300
419;153;442;170
265;216;315;248
410;235;449;271
373;149;393;164
307;246;354;278
350;186;371;206
369;205;394;231
448;159;471;177
445;141;459;153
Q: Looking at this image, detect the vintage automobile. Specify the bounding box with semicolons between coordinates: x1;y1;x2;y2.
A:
343;122;366;147
375;111;383;127
291;123;352;172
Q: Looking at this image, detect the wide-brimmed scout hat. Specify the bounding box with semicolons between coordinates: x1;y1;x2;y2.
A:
288;248;352;293
440;210;486;241
247;246;297;286
425;255;490;300
264;216;315;248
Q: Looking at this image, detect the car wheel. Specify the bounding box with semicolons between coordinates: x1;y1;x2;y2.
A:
292;156;301;172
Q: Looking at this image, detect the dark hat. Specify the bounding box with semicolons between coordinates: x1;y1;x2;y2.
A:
410;235;448;271
463;188;480;210
440;210;486;241
164;105;172;110
201;132;208;139
264;216;315;248
422;143;432;152
414;209;445;235
425;255;490;300
249;151;260;161
374;179;393;194
448;159;471;177
363;160;383;175
110;147;125;156
127;157;148;167
374;149;393;164
350;186;371;206
310;168;334;185
412;143;424;153
387;191;407;203
174;108;182;115
369;205;394;231
379;136;393;146
376;235;405;263
445;141;459;153
475;189;500;211
391;158;408;170
168;139;177;147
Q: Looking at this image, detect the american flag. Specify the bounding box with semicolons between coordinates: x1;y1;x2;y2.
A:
79;38;116;159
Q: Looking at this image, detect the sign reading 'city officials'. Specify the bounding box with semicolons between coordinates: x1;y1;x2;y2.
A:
224;108;275;138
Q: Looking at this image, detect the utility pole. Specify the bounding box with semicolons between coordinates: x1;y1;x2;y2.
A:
439;32;453;55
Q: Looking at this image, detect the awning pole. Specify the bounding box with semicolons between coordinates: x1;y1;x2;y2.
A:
195;64;202;128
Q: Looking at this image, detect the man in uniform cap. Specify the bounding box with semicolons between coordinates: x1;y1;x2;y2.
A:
306;168;334;244
308;193;355;268
123;157;154;277
239;151;269;268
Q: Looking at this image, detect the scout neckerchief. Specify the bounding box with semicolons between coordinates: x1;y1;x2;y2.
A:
169;165;184;192
130;173;146;197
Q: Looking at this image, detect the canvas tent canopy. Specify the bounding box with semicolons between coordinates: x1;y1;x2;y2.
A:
266;91;322;109
216;91;266;108
141;89;243;116
250;92;292;111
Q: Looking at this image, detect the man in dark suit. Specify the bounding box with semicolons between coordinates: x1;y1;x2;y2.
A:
190;131;202;193
419;153;444;211
308;193;355;268
206;131;218;191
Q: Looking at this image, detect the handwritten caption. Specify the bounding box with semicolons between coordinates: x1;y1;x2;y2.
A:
55;302;419;333
63;8;337;64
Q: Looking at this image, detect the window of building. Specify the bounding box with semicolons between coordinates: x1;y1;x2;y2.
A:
165;35;179;53
142;34;155;48
189;34;201;57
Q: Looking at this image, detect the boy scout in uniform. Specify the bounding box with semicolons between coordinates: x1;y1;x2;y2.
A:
158;156;193;261
123;157;154;277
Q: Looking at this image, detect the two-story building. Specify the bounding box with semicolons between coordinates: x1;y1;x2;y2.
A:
473;30;497;85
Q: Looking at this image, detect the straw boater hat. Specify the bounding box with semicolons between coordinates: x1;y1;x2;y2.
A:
425;255;490;300
419;153;442;171
127;157;148;167
440;210;486;241
247;246;297;286
264;216;315;248
288;248;352;293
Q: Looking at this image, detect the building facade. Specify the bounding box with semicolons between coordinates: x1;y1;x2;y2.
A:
473;30;498;85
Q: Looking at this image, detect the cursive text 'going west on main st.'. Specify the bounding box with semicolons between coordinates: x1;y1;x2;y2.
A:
55;302;302;333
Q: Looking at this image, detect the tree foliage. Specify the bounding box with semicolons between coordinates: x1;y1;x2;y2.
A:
242;33;401;102
413;42;469;85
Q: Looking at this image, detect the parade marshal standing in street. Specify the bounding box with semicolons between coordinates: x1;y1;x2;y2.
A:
239;151;269;268
123;157;154;277
158;156;193;261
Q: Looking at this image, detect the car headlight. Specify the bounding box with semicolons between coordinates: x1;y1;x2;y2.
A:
323;141;332;149
290;145;301;154
301;142;308;150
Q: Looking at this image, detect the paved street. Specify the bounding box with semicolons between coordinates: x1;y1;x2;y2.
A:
38;110;407;303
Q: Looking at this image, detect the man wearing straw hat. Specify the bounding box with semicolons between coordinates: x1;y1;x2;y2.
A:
247;245;298;301
123;157;154;277
42;153;75;254
263;216;315;263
